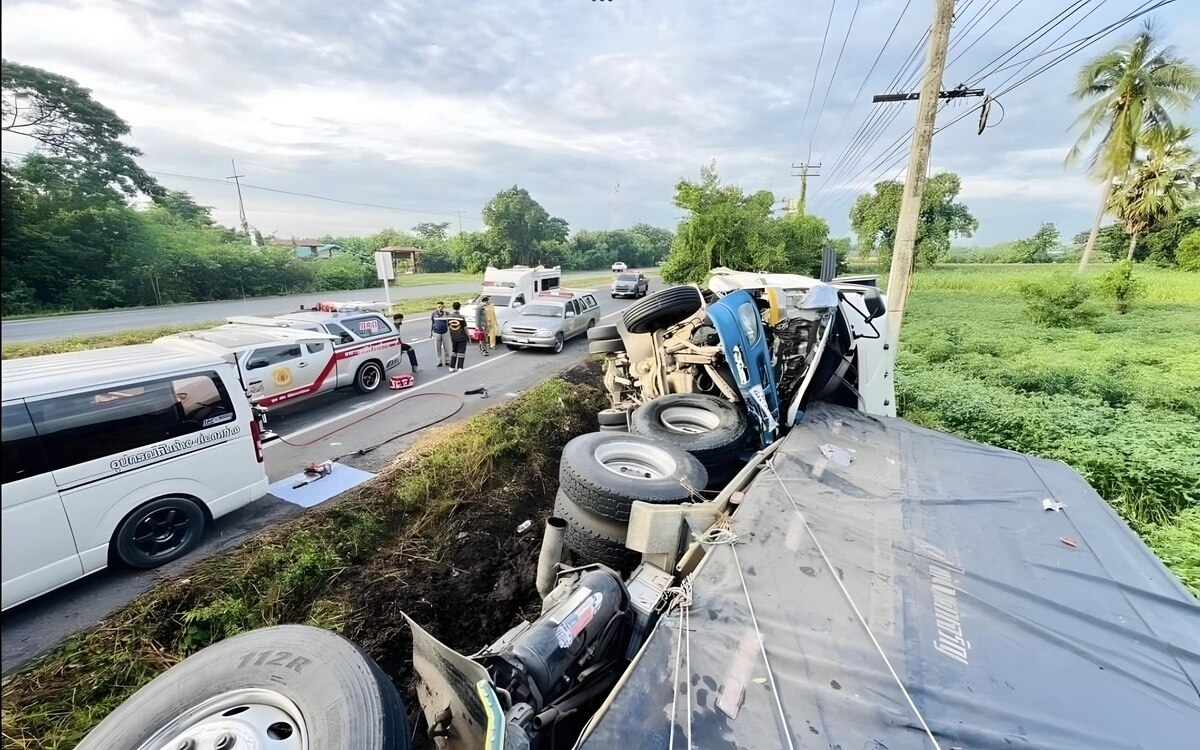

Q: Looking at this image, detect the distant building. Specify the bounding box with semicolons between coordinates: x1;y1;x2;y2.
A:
267;238;341;258
378;246;421;273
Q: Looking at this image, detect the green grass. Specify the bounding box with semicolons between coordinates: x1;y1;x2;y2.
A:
895;264;1199;594
0;369;608;748
1;321;227;360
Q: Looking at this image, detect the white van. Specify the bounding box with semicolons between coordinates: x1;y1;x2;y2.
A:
1;345;269;611
462;265;562;332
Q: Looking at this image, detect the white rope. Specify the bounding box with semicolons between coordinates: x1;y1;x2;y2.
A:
665;576;693;750
767;460;943;749
729;542;796;750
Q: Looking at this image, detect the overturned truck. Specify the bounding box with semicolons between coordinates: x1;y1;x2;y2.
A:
78;270;1199;750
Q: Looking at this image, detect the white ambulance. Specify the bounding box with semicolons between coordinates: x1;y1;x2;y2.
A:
462;265;562;333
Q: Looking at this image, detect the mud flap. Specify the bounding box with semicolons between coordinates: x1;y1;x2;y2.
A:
404;613;492;750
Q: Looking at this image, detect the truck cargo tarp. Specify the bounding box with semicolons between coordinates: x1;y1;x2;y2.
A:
578;404;1200;749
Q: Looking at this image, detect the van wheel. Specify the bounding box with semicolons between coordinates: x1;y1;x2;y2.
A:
76;625;409;750
355;361;384;393
114;497;206;569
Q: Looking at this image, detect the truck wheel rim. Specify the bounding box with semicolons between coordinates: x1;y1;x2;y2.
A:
659;406;721;435
593;440;677;480
361;367;379;389
140;688;308;750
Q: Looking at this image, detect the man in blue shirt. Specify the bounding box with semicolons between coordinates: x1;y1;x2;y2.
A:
430;300;451;367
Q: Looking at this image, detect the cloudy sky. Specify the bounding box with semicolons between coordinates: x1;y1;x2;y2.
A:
3;0;1197;245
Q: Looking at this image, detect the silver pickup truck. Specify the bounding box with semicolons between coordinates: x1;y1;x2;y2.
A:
500;290;600;353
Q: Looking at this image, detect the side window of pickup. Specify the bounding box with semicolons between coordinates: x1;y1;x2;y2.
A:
323;322;355;344
342;316;391;340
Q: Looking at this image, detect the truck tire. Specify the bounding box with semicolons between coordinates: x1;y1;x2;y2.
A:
77;625;409;750
559;432;707;523
588;339;625;355
355;360;385;393
622;286;703;335
113;496;206;570
587;324;622;342
629;394;749;468
554;492;640;572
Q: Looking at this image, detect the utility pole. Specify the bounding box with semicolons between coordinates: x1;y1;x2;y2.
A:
882;0;963;352
226;159;253;243
790;162;820;216
612;183;621;229
456;210;464;234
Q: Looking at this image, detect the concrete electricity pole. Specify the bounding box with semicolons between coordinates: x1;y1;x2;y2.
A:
884;0;957;352
226;159;253;244
612;183;621;229
790;162;821;216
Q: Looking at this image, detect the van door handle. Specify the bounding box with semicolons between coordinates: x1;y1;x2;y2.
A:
297;362;308;368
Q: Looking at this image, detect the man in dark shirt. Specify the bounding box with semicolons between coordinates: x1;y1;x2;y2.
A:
430;301;451;367
392;312;418;373
446;301;469;372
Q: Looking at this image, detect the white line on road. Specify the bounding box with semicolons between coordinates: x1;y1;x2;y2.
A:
266;308;624;446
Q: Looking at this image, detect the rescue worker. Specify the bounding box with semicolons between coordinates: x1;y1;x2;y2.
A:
430;301;452;367
447;301;469;372
391;309;420;372
476;295;499;355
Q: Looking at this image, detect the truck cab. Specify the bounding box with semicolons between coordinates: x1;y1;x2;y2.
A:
462;265;562;332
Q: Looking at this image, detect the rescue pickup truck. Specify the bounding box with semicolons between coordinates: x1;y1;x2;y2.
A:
158;311;404;410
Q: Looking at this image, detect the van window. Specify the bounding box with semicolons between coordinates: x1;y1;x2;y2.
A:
343;315;391;340
539;278;559;291
27;371;237;472
306;342;326;354
1;403;50;485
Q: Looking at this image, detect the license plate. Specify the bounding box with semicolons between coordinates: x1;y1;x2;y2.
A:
517;338;530;344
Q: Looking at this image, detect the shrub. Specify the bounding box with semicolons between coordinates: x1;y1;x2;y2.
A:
1019;276;1099;327
1094;260;1146;314
1177;230;1200;272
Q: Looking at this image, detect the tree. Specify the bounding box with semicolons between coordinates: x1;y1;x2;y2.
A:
481;186;569;266
1108;125;1200;260
1066;22;1200;271
1;59;164;200
850;172;977;270
1177;229;1200;271
628;223;674;264
412;221;450;241
1007;222;1061;263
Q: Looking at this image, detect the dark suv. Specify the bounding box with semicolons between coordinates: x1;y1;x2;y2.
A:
610;272;649;299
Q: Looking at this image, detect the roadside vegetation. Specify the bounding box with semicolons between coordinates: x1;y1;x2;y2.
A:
0;364;608;748
894;265;1199;595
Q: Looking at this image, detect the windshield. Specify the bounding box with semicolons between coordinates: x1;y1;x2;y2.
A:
472;294;512;307
519;304;563;318
617;274;639;282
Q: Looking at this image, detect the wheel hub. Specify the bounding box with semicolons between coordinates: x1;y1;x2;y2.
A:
142;690;307;750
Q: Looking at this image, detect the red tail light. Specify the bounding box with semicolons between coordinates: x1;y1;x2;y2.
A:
250;419;265;463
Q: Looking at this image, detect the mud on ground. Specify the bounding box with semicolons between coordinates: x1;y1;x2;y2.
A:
337;360;606;745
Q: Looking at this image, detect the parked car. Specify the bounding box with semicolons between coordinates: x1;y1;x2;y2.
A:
500;289;600;353
611;261;628;273
610;272;649;299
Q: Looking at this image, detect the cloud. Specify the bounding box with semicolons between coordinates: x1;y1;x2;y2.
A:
2;0;1197;243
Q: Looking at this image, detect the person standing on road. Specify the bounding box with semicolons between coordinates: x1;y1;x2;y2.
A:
430;301;452;367
447;301;469;372
480;294;499;352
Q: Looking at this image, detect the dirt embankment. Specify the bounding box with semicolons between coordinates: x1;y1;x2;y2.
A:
1;361;607;749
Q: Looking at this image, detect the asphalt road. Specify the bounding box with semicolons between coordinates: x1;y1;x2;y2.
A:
0;288;647;675
0;270;614;343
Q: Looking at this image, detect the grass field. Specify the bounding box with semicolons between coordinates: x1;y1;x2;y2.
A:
894;264;1200;594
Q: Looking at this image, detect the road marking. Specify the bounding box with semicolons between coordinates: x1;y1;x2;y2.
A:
266;308;625;446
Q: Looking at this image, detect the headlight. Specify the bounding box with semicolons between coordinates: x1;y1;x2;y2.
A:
537;329;553;336
737;303;760;344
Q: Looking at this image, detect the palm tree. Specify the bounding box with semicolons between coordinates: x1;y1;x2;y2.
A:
1109;125;1200;260
1067;21;1200;271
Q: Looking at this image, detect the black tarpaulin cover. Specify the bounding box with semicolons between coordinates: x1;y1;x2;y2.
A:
577;404;1200;749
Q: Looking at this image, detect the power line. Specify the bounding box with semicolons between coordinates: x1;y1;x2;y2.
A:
807;0;864;155
797;0;840;153
814;0;914;165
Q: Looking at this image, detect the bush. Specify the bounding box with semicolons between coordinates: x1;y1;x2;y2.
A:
1019;276;1099;327
1094;260;1145;314
1177;230;1200;272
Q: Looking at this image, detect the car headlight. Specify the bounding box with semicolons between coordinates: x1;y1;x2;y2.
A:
537;329;553;336
737;302;760;344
